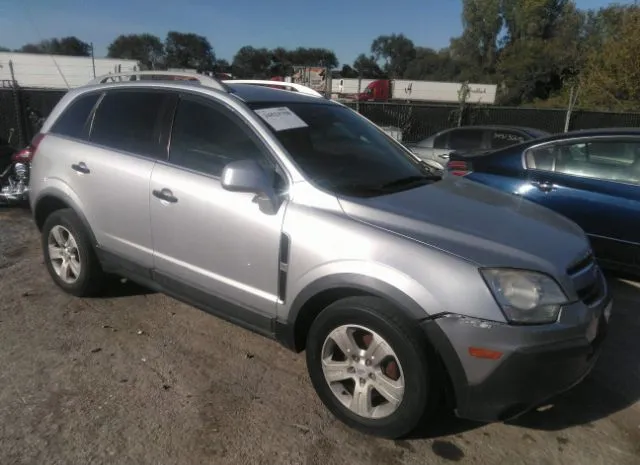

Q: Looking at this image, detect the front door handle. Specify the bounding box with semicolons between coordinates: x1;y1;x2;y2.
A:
152;188;178;203
71;162;90;174
532;181;554;192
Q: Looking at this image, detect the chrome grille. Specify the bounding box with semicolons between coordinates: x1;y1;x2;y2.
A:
567;251;603;306
567;252;595;275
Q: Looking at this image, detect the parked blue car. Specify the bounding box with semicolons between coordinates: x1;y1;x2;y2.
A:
446;128;640;276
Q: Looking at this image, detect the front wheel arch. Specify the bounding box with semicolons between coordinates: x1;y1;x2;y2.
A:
280;275;466;412
284;274;431;353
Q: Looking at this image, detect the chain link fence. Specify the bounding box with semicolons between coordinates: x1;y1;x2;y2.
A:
345;102;640;143
2;87;640;147
0;87;66;147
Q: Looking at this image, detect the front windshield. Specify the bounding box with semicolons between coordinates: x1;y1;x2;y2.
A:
249;102;437;197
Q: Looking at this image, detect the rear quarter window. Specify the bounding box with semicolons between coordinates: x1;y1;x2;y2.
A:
49;92;101;140
90;90;173;158
433;132;449;149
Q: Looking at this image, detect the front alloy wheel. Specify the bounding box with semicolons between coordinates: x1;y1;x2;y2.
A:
321;324;404;419
306;296;440;438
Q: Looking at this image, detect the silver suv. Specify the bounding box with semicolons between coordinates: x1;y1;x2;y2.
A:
29;72;611;438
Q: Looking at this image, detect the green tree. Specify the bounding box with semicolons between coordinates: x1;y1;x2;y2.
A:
581;4;630;54
164;31;215;71
19;36;90;56
497;0;583;104
352;53;385;78
107;34;164;69
288;47;338;68
370;33;416;78
231;46;272;78
269;47;294;77
500;0;569;43
404;47;459;81
214;59;231;74
580;5;640;110
0;46;10;52
340;64;359;78
450;0;502;79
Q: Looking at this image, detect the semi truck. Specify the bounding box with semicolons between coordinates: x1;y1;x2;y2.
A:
331;78;376;96
351;79;497;104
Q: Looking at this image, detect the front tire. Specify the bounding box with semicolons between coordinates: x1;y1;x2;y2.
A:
41;208;105;297
305;296;441;438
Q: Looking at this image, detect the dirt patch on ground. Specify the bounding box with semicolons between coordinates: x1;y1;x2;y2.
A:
1;208;639;465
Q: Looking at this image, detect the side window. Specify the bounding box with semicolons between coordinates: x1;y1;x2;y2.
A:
525;139;640;185
90;90;171;157
448;129;484;150
169;98;269;178
433;132;449;149
525;145;557;171
50;92;100;140
491;130;526;149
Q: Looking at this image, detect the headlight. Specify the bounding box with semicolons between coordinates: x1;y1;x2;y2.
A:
480;268;569;324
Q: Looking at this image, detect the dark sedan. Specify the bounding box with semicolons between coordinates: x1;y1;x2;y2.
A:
447;128;640;275
406;125;550;170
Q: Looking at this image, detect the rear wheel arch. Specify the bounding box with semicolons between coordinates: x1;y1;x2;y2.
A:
34;194;97;246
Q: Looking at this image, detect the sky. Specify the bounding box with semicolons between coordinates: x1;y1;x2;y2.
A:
0;0;626;67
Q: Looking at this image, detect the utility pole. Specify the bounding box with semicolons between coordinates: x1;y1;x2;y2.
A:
90;43;96;78
8;60;25;146
457;81;470;127
356;70;362;113
564;83;580;133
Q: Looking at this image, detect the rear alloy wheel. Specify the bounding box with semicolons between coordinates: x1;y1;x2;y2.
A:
42;208;105;297
306;296;441;438
48;225;82;284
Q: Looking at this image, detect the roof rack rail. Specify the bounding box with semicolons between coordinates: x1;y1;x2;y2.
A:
224;80;324;98
88;71;229;92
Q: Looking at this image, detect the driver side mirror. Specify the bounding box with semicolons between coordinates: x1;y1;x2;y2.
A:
221;159;282;214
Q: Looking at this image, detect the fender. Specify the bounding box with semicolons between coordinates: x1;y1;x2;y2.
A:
32;187;98;247
277;272;469;410
277;273;434;352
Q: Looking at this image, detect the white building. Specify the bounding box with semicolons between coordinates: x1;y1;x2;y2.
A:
0;52;141;89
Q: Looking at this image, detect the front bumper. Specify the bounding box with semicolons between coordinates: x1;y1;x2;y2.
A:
422;292;612;422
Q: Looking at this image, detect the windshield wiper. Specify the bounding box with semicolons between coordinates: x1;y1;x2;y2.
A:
378;174;438;190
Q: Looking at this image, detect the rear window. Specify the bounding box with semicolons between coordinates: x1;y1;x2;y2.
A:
490;130;526;149
448;129;485;150
50;92;101;140
90;90;172;158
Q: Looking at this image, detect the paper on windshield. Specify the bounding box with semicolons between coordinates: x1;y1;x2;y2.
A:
254;107;308;131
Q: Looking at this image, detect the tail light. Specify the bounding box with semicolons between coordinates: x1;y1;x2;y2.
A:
446;160;472;176
11;133;45;163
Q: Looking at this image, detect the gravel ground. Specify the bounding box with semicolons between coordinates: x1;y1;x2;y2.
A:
1;207;639;465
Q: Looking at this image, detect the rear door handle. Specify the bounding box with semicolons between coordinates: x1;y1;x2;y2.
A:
71;162;90;174
439;153;450;160
152;188;178;203
532;181;554;192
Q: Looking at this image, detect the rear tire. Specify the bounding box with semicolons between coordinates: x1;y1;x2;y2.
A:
41;208;105;297
305;296;442;438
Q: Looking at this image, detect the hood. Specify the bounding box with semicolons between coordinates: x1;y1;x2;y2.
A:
338;176;590;275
